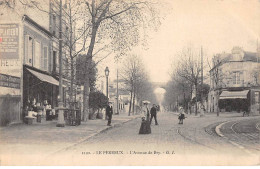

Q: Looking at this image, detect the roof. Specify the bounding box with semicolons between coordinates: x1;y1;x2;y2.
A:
244;51;259;62
23;15;53;37
210;50;259;72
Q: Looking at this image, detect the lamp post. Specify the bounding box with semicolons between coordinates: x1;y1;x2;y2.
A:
105;67;110;98
56;0;65;127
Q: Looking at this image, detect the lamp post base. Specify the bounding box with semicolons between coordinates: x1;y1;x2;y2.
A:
56;101;65;127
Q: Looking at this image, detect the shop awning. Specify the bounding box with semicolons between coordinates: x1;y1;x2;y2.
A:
27;68;59;86
219;90;249;99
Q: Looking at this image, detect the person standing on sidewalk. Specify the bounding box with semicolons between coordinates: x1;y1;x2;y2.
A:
139;101;151;134
150;104;158;125
106;102;113;126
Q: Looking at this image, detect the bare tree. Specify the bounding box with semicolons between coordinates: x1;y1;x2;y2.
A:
175;47;201;115
120;55;144;115
163;71;191;113
61;0;91;108
81;0;161;121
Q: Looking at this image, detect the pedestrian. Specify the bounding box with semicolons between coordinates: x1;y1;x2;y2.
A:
106;102;113;126
178;107;186;124
150;104;158;125
139;101;151;134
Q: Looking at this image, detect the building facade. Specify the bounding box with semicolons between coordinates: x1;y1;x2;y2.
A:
208;47;260;115
0;0;73;125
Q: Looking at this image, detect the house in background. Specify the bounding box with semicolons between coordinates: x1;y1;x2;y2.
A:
208;46;260;115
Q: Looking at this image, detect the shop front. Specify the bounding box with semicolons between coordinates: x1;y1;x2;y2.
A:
218;89;260;115
22;65;62;122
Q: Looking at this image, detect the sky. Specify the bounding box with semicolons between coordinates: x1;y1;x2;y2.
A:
98;0;260;83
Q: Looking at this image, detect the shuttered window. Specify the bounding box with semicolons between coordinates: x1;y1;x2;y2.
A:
24;35;29;64
43;46;48;71
34;41;41;69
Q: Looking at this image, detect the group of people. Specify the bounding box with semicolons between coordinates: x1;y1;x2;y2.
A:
105;101;186;134
139;103;159;134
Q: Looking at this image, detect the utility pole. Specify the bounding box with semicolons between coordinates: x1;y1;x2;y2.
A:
201;46;203;102
257;39;259;63
56;0;65;127
116;63;119;115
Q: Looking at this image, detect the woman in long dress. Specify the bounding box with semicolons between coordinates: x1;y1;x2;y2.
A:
139;102;151;134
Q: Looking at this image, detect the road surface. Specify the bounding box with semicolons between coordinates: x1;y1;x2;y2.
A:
49;111;260;165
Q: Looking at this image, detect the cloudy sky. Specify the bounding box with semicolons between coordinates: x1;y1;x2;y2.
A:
99;0;260;83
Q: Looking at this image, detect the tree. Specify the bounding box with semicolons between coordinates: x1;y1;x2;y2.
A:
61;0;91;107
163;73;192;112
76;54;97;91
80;0;160;121
76;54;97;120
89;91;108;119
120;55;144;115
175;47;201;115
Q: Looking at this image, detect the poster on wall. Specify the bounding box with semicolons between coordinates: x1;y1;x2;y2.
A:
0;24;19;59
0;23;21;77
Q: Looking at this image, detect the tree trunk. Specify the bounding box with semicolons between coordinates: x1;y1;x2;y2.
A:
70;59;74;108
83;76;90;121
216;91;219;116
128;89;133;116
82;23;99;121
195;84;198;116
133;90;136;115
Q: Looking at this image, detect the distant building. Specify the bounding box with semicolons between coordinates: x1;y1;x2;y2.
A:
106;79;134;114
208;47;260;115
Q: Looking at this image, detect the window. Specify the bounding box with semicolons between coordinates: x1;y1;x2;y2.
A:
34;41;41;69
53;51;57;73
53;15;56;36
233;72;241;84
42;46;48;71
28;36;33;65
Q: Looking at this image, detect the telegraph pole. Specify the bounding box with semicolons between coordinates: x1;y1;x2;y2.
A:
201;46;203;102
116;63;119;115
57;0;65;127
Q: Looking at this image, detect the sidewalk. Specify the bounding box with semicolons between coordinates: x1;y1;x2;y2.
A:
0;112;141;162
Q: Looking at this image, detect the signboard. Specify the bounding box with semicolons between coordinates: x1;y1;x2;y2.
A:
0;24;19;59
0;73;20;89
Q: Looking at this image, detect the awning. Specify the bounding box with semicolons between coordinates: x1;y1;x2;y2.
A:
219;90;249;99
27;68;59;86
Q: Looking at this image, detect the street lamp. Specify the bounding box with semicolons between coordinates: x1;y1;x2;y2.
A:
105;67;110;98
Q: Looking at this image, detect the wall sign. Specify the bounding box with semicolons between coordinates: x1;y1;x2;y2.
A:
0;24;19;59
0;73;20;89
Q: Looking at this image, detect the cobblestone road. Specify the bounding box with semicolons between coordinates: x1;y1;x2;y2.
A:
49;112;259;166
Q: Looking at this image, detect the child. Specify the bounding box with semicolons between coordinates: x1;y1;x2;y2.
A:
178;107;186;124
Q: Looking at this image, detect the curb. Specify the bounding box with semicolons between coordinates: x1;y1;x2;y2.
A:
215;121;229;137
49;115;142;155
215;120;254;155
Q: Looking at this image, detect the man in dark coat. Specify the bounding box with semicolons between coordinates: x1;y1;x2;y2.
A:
150;104;158;125
106;102;113;126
